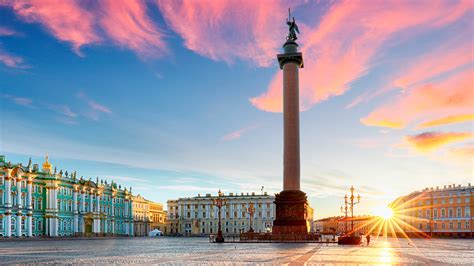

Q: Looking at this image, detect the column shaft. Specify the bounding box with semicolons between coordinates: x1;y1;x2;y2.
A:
283;62;300;191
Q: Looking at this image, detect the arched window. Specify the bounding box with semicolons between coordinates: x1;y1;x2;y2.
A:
32;196;36;210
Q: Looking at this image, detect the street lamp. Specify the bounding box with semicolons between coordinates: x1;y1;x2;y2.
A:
212;189;227;243
349;186;361;235
247;201;256;233
340;194;349;235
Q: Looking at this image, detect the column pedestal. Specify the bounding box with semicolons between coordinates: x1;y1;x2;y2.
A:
272;190;308;234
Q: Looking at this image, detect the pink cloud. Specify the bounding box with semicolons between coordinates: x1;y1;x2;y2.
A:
46;104;77;118
351;33;474;108
0;26;17;36
3;94;34;107
250;0;473;112
405;131;473;153
361;69;473;129
77;92;112;121
4;0;100;55
99;0;167;58
156;0;292;67
0;49;26;68
221;125;258;141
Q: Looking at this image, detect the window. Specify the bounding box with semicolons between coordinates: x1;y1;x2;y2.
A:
448;208;454;218
442;223;445;229
0;176;3;185
442;199;446;204
457;197;461;204
434;223;438;230
434;199;438;204
426;200;430;205
434;209;438;218
449;198;453;204
466;221;470;230
0;219;3;230
466;197;470;203
441;209;446;218
426;209;430;218
457;222;461;230
0;190;3;205
418;210;423;218
449;222;453;230
466;207;470;217
457;208;462;217
21;219;26;230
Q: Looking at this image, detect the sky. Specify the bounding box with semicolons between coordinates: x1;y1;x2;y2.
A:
0;0;472;219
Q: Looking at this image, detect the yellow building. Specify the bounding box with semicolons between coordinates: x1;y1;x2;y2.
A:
390;183;473;238
148;201;167;232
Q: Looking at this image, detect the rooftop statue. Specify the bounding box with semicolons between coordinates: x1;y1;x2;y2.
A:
286;8;300;41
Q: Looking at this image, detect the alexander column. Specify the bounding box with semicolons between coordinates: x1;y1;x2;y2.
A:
272;10;308;235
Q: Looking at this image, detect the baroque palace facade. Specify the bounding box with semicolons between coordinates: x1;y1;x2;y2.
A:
0;155;134;237
167;191;314;236
132;194;167;236
390;183;473;237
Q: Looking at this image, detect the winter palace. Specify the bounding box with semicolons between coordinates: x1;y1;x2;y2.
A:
0;155;134;237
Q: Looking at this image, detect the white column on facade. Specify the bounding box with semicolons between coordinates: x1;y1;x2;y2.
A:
16;176;23;209
5;174;12;208
4;172;12;237
53;187;58;237
96;194;100;214
89;191;93;212
16;214;22;237
81;191;86;213
5;214;11;237
130;200;134;236
27;214;32;237
96;194;101;234
111;196;115;234
73;188;78;233
27;180;32;209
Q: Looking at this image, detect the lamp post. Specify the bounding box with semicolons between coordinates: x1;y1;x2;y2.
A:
349;186;361;235
340;195;348;235
212;189;227;243
247;201;256;233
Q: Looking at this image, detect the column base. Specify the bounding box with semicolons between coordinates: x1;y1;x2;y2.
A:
272;190;308;235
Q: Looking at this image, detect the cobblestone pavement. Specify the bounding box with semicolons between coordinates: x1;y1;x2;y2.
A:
0;237;472;265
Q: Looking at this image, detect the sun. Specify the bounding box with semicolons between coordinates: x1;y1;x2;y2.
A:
374;206;394;220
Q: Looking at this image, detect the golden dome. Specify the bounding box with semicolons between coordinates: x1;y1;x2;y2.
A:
42;155;52;170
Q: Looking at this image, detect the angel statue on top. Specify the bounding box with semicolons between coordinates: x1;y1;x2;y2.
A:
286;8;300;41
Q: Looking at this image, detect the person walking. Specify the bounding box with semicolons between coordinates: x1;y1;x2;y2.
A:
366;234;371;246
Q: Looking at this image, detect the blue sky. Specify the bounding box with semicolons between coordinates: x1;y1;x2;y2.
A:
1;1;472;218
